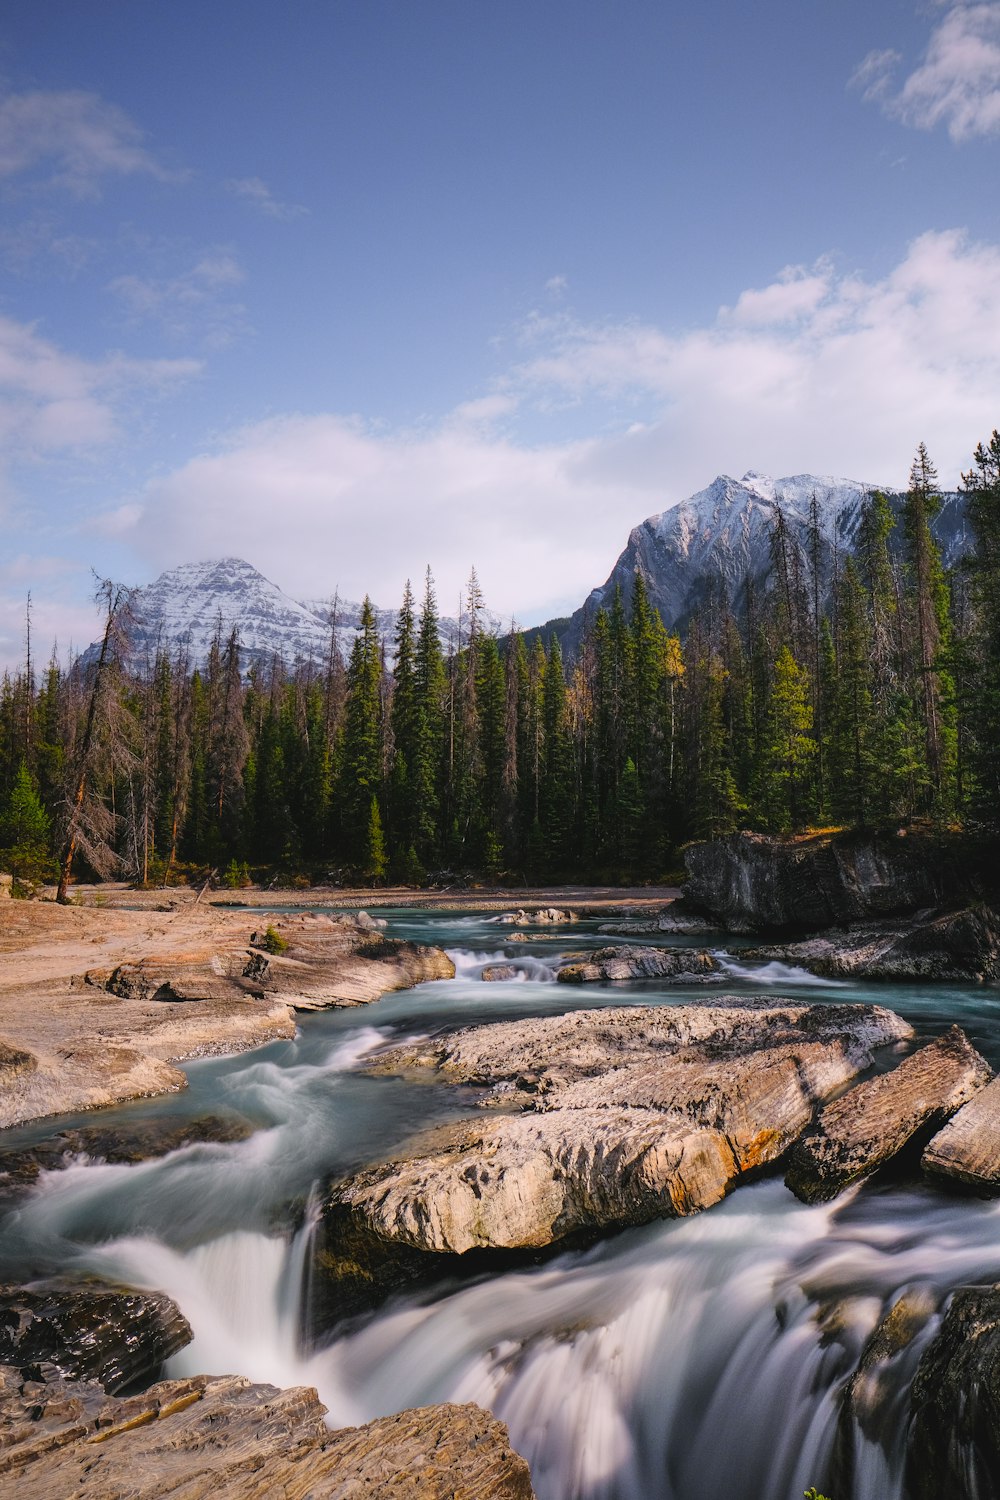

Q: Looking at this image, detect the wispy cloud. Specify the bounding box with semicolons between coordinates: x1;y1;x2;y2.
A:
0;88;185;196
853;3;1000;141
225;176;307;220
112;228;1000;629
0;312;200;459
108;252;248;348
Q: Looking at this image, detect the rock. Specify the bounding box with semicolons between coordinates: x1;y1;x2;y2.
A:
922;1075;1000;1193
0;1114;254;1208
746;904;1000;982
830;1286;938;1497
598;908;715;936
785;1027;993;1203
906;1284;1000;1500
556;945;719;983
87;916;455;1012
321;1002;912;1274
0;1280;191;1393
682;830;985;934
493;908;576;925
481;964;517;982
0;874;11;899
0;1364;537;1499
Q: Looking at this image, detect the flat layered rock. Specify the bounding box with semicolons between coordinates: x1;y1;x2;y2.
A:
0;1280;191;1393
492;908;576;925
0;1114;254;1208
0;904;455;1127
556;945;718;983
746;905;1000;982
0;1365;536;1499
481;964;517;982
598;908;714;936
922;1075;1000;1193
326;1001;912;1261
785;1026;992;1203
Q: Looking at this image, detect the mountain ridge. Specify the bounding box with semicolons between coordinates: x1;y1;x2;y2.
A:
88;470;972;669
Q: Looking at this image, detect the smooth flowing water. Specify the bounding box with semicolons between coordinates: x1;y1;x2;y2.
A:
2;907;998;1500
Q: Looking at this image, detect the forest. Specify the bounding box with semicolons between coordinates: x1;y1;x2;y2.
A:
2;432;1000;894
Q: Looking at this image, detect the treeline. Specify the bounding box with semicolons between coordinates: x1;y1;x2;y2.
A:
2;433;1000;891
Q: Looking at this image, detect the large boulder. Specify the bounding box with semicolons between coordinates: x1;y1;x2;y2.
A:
0;1364;536;1499
86;912;456;1011
0;1279;191;1393
906;1284;1000;1500
681;830;986;934
315;1002;912;1301
746;904;1000;982
0;1114;254;1209
556;946;719;983
785;1027;992;1203
923;1075;1000;1193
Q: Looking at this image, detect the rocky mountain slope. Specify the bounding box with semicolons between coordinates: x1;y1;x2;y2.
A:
85;557;496;672
90;471;970;670
548;471;970;651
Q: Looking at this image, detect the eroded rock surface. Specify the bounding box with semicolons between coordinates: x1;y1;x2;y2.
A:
682;830;984;934
0;1364;536;1499
923;1075;1000;1193
324;1001;912;1265
0;1280;191;1393
598;908;714;936
492;908;577;925
747;904;1000;982
0;1114;254;1208
785;1026;992;1203
556;945;719;983
906;1284;1000;1500
0;904;454;1126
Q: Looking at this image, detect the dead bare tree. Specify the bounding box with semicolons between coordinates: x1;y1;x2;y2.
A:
56;578;135;903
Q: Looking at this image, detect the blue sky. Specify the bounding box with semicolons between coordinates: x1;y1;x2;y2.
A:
2;0;1000;663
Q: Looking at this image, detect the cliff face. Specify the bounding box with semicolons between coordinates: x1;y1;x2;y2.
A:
680;831;986;934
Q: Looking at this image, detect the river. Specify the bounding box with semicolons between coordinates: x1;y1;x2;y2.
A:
1;907;998;1500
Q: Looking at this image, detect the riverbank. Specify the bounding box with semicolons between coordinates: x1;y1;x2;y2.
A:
0;887;679;1128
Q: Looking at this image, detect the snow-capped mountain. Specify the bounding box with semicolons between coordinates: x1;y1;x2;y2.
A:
87;472;972;672
552;471;971;650
92;557;498;672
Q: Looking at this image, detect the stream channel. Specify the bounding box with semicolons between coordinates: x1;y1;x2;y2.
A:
2;908;1000;1500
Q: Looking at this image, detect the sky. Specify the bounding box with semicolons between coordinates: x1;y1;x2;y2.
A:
2;0;1000;665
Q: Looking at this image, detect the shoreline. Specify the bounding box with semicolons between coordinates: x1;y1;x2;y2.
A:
0;888;679;1130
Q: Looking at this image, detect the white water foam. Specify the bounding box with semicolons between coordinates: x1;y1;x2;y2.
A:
714;953;845;988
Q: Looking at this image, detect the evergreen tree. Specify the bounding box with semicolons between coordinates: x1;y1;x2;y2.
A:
757;646;816;831
339;597;384;864
0;761;51;883
962;428;1000;821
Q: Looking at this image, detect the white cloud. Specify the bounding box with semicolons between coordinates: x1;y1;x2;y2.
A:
108;252;248;348
0;89;184;196
112;228;1000;629
854;4;1000;140
0;556;105;669
0;312;200;459
225;176;307;220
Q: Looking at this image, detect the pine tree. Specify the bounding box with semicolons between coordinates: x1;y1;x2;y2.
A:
902;443;952;810
339;597;384;864
962;428;1000;821
758;646;816;831
363;794;387;883
0;761;51;884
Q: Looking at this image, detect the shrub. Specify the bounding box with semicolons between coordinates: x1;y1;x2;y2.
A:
262;924;288;955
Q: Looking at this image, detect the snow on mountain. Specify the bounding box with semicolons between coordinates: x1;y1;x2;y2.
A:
93;557;500;672
87;471;973;672
565;470;970;647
